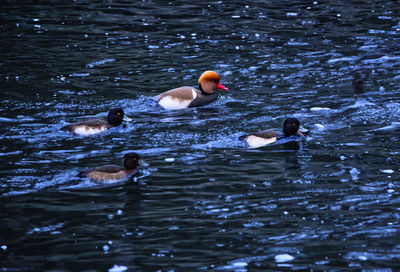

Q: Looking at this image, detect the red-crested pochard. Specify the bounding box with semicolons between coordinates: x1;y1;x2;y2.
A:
154;70;229;110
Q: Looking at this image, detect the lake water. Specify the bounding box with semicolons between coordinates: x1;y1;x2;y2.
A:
1;0;399;270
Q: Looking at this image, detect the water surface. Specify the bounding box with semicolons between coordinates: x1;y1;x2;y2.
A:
1;0;399;270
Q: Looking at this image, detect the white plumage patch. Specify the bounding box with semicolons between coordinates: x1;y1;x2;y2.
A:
245;135;277;148
158;89;197;110
74;125;107;136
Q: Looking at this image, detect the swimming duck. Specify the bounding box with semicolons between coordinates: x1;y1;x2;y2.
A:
240;117;309;148
154;70;229;110
61;108;130;136
77;152;144;182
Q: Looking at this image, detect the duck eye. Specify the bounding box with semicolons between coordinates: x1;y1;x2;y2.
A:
117;112;121;115
292;123;296;126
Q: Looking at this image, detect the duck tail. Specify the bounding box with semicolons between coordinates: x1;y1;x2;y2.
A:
60;124;72;131
77;171;88;178
239;134;248;141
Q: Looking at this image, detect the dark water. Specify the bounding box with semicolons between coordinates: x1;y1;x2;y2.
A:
1;0;400;270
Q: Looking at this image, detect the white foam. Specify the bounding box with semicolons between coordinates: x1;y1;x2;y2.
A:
375;122;400;131
350;168;360;181
311;107;330;111
165;157;175;162
108;265;128;272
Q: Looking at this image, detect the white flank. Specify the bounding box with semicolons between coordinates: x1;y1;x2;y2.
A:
74;126;107;136
158;89;197;110
245;135;277;148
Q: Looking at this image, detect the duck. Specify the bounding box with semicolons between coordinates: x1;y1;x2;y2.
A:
239;117;309;148
61;108;130;136
77;152;144;182
154;70;229;110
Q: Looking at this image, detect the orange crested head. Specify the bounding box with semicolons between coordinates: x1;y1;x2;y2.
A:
198;70;220;84
198;71;229;93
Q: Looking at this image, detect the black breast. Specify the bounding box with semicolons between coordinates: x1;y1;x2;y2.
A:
188;93;218;107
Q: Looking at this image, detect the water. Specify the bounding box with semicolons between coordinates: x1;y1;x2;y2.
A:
1;0;399;270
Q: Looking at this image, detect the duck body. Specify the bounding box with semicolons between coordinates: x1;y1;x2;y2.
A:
77;165;138;182
239;130;283;148
154;71;228;110
154;86;219;110
77;152;142;183
240;118;308;148
61;119;113;135
61;108;126;136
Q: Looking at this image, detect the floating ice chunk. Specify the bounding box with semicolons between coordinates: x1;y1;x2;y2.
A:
315;123;325;129
380;169;394;174
1;245;6;251
275;254;294;262
165;158;175;162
